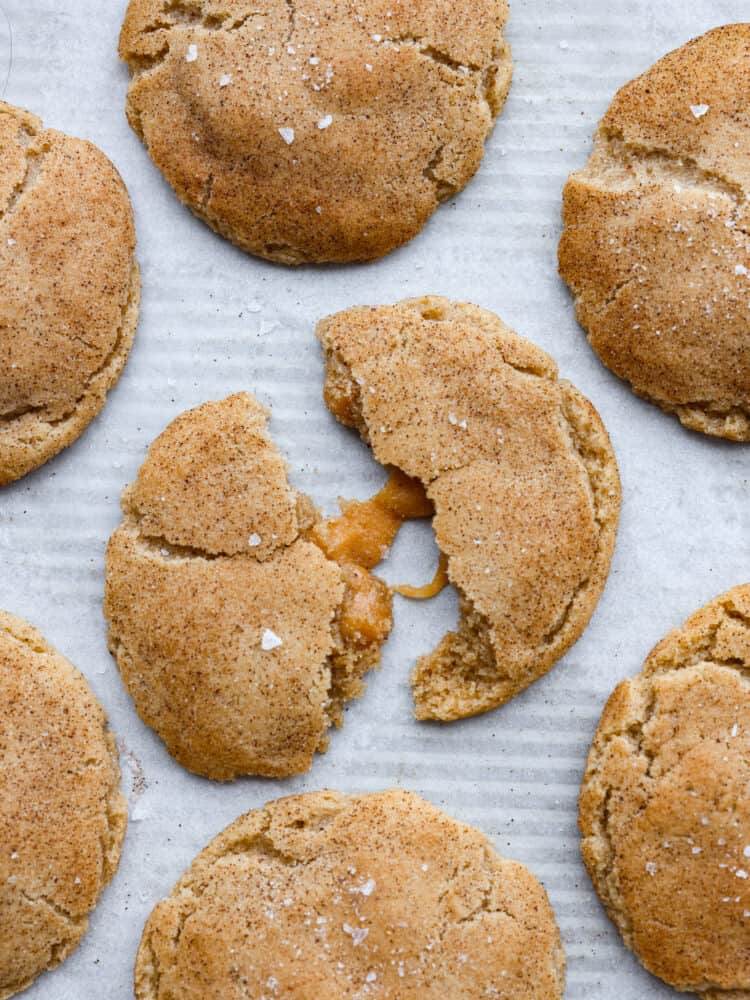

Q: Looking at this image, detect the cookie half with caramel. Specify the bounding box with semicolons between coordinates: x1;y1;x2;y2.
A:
104;393;395;780
317;297;621;720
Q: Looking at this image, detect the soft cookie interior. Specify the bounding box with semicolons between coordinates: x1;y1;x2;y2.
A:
317;297;621;720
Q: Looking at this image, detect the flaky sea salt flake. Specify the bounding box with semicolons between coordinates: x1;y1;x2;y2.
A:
343;923;369;946
261;629;283;651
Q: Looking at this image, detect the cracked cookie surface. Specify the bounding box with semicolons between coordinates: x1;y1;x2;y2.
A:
0;611;127;1000
104;393;392;781
0;101;140;484
579;585;750;996
135;788;565;999
559;24;750;440
118;0;512;264
317;297;621;721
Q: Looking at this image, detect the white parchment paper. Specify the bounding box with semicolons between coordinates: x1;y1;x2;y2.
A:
1;1;749;997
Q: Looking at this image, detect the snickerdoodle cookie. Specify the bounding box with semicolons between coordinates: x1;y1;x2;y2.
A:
0;611;127;999
135;788;565;999
0;101;140;484
118;0;512;264
559;25;750;440
580;585;750;996
104;392;394;780
317;297;621;721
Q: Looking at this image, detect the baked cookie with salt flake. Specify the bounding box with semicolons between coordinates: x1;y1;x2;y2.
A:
0;611;127;999
118;0;512;264
580;585;750;996
104;393;395;781
317;297;621;721
135;788;565;999
559;24;750;440
0;101;139;484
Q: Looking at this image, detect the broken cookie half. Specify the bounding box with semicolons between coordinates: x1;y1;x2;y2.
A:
104;393;396;780
317;297;622;721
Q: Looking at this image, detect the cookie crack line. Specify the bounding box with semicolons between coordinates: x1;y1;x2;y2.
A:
583;684;660;942
379;34;484;74
284;0;294;44
373;33;509;114
0;617;49;654
141;0;264;34
128;10;507;106
120;507;301;562
526;388;616;650
580;272;641;315
0;259;139;433
673;399;750;423
17;887;81;930
0;135;50;224
127;2;264;77
422;144;459;202
577;127;747;205
122;523;235;561
139;811;308;997
453;852;517;929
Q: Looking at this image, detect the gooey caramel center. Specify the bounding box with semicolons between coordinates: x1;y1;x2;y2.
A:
307;469;449;645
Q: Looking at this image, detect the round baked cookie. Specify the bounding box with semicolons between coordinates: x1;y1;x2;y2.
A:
104;392;393;781
580;585;750;996
0;611;127;999
559;25;750;440
135;788;565;998
0;101;140;484
317;297;621;721
118;0;512;264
